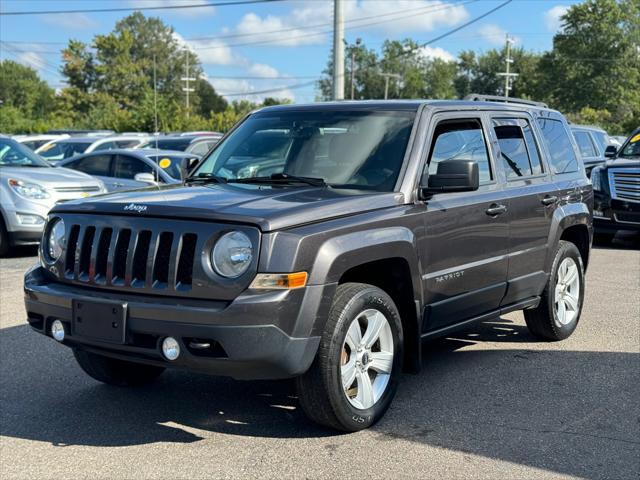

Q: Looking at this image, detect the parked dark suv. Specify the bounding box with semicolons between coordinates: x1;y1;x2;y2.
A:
24;97;593;431
590;127;640;241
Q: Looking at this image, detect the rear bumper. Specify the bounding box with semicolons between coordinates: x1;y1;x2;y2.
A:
24;266;333;380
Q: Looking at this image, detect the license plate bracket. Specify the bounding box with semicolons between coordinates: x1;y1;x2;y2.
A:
72;299;127;344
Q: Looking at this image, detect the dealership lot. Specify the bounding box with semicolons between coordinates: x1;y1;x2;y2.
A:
1;240;638;479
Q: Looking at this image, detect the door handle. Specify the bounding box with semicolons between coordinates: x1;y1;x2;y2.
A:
541;195;558;206
112;182;124;188
486;204;507;216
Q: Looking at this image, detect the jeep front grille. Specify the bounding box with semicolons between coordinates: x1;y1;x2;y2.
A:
62;223;197;292
609;168;640;203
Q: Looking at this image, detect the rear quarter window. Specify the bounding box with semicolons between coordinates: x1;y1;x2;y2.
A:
537;118;579;174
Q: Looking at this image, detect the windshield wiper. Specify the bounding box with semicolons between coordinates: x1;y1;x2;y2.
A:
229;173;326;187
184;173;228;184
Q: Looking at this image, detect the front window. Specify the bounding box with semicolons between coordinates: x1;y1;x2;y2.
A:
620;132;640;158
146;154;191;179
194;110;416;191
0;139;50;167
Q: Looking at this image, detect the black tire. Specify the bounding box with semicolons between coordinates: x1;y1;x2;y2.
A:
0;217;9;256
73;349;165;386
296;282;403;432
524;240;585;341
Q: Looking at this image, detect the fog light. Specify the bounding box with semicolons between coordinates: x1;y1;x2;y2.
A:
162;337;180;361
51;320;65;342
16;214;45;226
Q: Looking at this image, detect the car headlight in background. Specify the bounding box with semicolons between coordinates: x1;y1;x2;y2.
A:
591;167;602;191
45;218;66;262
211;231;253;278
8;179;50;199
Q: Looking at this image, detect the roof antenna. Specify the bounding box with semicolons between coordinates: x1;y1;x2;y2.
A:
153;54;159;188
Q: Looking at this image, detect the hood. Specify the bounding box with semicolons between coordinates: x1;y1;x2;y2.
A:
0;166;102;188
603;157;640;169
50;183;404;231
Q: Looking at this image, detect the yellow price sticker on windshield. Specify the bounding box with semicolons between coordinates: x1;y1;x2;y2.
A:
630;134;640;143
159;158;171;169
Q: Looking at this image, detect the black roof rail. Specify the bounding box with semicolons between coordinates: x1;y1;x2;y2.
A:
464;94;548;108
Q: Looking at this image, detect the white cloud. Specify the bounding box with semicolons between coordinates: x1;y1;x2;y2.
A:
545;5;569;32
173;33;239;66
43;12;97;30
15;52;48;71
477;24;519;46
419;46;455;62
229;0;469;47
127;0;215;17
206;76;296;103
248;63;280;78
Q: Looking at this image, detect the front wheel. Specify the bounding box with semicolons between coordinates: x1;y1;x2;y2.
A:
524;240;585;341
296;283;403;432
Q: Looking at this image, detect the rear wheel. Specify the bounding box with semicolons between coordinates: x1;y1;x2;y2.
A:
0;217;9;256
524;240;585;341
73;349;165;386
296;283;403;431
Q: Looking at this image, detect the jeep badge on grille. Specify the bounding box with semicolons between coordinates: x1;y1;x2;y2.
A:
123;203;147;213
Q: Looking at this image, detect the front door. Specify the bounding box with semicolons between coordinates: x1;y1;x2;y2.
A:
420;114;510;332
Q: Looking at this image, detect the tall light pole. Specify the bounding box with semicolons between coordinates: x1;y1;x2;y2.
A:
497;34;518;97
350;38;361;100
181;50;196;116
381;73;401;100
332;0;344;100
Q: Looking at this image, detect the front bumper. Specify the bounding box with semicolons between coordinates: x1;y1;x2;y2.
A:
24;266;334;380
593;194;640;233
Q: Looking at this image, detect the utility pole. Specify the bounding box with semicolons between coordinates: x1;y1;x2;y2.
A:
497;34;518;97
153;54;158;134
332;0;344;100
381;73;401;100
350;38;361;100
181;50;196;116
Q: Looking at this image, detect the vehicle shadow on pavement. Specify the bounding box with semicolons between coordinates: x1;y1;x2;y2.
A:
1;320;638;479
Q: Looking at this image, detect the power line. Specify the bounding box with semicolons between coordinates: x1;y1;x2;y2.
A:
222;80;317;97
0;0;284;16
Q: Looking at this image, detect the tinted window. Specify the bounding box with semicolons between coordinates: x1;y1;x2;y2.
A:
573;131;597;158
189;141;214;156
494;118;544;179
73;155;111;176
21;140;50;150
114;155;153;179
141;138;192;151
621;132;640;157
537;118;579;174
38;141;92;160
196;110;416;191
428;119;492;183
591;131;608;154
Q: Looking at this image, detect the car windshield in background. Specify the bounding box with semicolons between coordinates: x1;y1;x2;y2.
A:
146;154;186;179
0;139;50;167
194;110;416;191
620;133;640;157
141;138;192;151
38;141;92;161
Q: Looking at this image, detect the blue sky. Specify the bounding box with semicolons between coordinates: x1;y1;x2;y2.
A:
0;0;583;103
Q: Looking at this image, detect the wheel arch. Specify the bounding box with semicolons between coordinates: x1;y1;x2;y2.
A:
547;203;592;272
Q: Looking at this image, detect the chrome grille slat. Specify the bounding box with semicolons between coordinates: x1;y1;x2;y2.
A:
609;168;640;203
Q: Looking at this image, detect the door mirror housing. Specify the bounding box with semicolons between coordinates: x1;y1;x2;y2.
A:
180;156;199;180
421;160;479;197
604;145;617;158
134;172;157;184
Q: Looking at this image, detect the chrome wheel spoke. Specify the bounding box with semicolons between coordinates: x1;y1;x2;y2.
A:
342;359;357;389
361;310;386;349
564;264;578;285
345;321;362;350
557;298;567;324
564;291;579;311
369;351;393;374
355;371;375;409
554;284;563;302
554;257;581;327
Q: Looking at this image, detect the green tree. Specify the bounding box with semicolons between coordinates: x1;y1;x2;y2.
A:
0;60;55;120
195;78;227;117
61;40;96;92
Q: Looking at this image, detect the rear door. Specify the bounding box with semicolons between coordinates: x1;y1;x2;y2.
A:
489;114;557;305
420;113;510;331
68;154;113;187
113;154;157;190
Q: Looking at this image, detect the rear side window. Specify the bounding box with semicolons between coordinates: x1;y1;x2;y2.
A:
573;131;597;158
428;119;492;183
93;141;116;151
73;155;111;176
537;118;579;174
493;118;544;179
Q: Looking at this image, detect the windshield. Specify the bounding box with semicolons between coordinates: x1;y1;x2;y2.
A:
0;139;50;167
194;110;416;191
620;132;640;157
141;138;192;151
38;141;92;161
146;154;190;179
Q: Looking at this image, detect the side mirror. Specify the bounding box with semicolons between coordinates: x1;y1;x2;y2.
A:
604;145;617;158
134;172;157;184
421;160;479;197
180;156;199;180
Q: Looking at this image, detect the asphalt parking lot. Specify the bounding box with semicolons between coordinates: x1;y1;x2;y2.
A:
1;237;639;479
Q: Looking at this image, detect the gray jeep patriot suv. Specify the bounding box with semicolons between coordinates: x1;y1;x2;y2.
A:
24;96;593;431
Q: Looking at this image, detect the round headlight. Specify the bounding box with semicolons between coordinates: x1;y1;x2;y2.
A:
211;231;253;278
46;218;65;262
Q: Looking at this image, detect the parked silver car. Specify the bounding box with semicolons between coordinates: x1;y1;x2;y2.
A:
0;138;106;255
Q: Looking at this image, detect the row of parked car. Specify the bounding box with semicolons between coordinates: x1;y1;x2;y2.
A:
0;130;222;254
1;122;638;256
